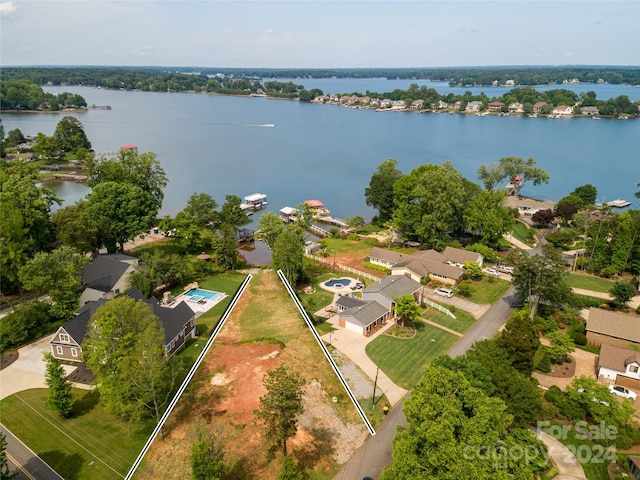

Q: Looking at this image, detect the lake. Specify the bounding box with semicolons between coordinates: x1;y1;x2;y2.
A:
2;83;638;236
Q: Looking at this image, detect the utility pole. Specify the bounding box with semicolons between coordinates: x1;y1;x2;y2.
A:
371;366;379;408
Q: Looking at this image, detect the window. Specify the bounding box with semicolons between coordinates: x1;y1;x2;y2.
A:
114;288;120;295
71;348;78;357
630;365;639;374
59;333;70;343
56;346;63;355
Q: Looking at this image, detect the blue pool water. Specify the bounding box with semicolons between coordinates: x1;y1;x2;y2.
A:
324;278;352;287
186;288;224;302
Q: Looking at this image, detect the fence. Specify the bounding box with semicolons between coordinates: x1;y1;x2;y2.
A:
422;299;456;319
304;253;379;282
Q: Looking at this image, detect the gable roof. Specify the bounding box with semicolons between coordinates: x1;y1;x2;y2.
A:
363;275;422;299
340;301;389;328
587;308;640;344
336;296;365;309
599;343;640;372
369;247;406;264
82;254;138;293
412;249;446;263
393;258;464;282
442;247;482;265
54;289;194;348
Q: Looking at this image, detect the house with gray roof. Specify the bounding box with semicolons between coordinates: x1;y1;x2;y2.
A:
586;308;640;348
597;343;640;391
79;253;140;306
337;299;390;336
50;289;196;362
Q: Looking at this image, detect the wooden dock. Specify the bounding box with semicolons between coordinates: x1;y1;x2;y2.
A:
308;224;330;238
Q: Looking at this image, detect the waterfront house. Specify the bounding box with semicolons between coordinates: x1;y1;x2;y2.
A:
391;257;464;285
533;102;548;114
79;253;140;306
336;297;389;336
410;99;425;110
4;152;36;162
586;308;640;348
437;100;449;109
552;105;574;116
508;102;524;113
580;106;600;115
50;289;196;362
596;344;640;391
488;101;505;112
465;101;483;113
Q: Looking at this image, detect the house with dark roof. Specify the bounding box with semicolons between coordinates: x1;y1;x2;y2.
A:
586;308;640;348
597;343;640;391
50;289;196;362
630;457;640;480
79;253;140;306
335;275;423;336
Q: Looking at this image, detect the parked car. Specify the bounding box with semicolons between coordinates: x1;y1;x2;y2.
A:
434;287;453;298
577;388;610;406
496;265;515;274
483;268;501;277
609;385;637;401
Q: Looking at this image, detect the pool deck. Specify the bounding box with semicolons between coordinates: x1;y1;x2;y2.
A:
174;291;226;314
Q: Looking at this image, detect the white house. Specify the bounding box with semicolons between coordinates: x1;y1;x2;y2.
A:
597;344;640;391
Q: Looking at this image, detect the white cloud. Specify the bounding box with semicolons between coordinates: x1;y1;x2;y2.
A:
133;45;153;57
0;1;18;18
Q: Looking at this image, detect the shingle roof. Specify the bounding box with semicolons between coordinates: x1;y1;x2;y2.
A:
81;254;137;292
442;247;481;265
364;275;422;298
368;247;405;264
598;344;640;372
340;301;389;328
393;258;464;281
587;308;640;344
336;296;365;309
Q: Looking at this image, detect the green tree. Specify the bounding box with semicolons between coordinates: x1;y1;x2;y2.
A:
463;261;483;280
53;116;91;155
32;132;59;160
210;224;240;271
5;128;26;148
365;158;403;223
570;184;598;206
478;156;549;196
0;301;52;354
546;332;575;364
255;211;285;249
86;150;168;211
85;181;156;252
277;455;302;480
83;296;175;422
183;192;218;228
190;430;227;480
463;189;514;243
609;281;636;308
216;194;249;231
18;246;89;319
392;294;421;326
272;225;305;286
345;215;365;229
51;201;99;253
254;365;305;459
382;366;544;480
0;431;17;480
128;249;190;297
44;353;74;418
497;310;541;375
392;162;466;246
509;247;571;320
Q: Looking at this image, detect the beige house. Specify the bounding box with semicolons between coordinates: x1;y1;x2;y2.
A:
552;105;574;116
586;308;640;348
488;101;505;112
508;102;524;113
597;344;640;391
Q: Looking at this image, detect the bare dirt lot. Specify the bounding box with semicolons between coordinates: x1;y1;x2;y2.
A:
136;270;367;480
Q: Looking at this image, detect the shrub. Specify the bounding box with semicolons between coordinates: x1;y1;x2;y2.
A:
542;316;559;334
364;237;379;245
537;351;551;373
456;281;475;297
544;385;562;403
569;331;587;346
347;233;359;241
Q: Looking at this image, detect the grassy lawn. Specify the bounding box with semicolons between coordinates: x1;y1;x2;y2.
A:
512;220;536;246
0;389;151;480
462;277;511;304
423;307;476;334
365;321;458;390
568;273;616;294
545;422;612;480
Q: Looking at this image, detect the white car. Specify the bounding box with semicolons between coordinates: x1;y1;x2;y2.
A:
483;268;501;277
609;385;637;401
434;287;453;298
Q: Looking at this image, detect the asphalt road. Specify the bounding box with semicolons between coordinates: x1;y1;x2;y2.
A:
333;286;519;480
1;424;64;480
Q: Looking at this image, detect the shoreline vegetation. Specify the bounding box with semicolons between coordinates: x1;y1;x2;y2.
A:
1;66;639;118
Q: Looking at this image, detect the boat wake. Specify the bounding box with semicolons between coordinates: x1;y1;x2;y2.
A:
243;123;275;127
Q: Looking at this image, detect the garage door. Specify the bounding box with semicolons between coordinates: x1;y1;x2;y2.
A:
616;376;640;392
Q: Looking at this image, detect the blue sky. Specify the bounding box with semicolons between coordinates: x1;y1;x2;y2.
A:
2;1;639;68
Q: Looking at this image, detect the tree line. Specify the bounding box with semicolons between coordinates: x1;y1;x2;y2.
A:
0;79;87;111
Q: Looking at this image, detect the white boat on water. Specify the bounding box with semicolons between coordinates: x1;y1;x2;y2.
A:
241;193;268;214
606;199;631;208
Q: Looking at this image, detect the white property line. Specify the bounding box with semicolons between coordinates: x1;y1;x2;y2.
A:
125;274;253;480
276;269;376;436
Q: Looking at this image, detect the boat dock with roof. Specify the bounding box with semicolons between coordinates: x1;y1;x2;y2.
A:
241;193;268;215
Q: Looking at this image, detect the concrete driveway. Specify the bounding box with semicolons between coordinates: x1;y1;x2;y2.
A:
320;316;408;406
0;335;82;400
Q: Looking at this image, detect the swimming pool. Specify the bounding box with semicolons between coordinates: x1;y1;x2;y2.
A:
185;288;225;302
324;278;352;288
